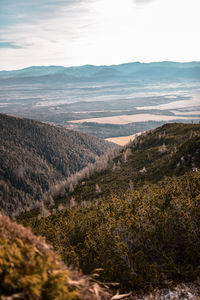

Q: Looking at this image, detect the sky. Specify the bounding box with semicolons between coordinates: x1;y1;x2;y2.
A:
0;0;199;70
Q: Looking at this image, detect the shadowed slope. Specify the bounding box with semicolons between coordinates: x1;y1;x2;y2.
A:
0;113;115;214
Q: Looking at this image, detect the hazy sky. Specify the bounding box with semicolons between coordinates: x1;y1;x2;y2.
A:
0;0;199;70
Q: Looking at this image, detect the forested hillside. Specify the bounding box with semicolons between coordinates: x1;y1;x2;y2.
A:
39;123;200;209
19;123;200;294
0;113;115;214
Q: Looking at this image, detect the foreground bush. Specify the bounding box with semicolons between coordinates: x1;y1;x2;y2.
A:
24;170;200;291
0;214;110;299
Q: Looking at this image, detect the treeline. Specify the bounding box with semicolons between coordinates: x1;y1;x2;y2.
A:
41;146;123;208
68;120;166;139
39;123;200;215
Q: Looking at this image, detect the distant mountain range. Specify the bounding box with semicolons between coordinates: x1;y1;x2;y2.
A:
0;113;115;214
0;61;199;84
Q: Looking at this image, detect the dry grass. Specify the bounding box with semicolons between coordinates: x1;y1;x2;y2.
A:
105;135;136;146
121;281;200;299
70;114;196;125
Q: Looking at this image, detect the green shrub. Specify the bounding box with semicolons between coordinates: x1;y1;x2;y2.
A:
23;170;200;291
0;214;80;299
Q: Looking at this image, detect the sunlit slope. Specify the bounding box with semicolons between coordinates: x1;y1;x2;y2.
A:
23;170;200;292
53;123;200;206
0;214;110;299
19;123;200;291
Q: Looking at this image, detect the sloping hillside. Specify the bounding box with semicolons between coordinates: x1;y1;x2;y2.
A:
44;123;200;207
0;113;115;214
0;214;110;299
2;214;200;299
19;123;200;293
23;170;200;292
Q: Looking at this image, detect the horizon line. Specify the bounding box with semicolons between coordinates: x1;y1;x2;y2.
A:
1;60;199;72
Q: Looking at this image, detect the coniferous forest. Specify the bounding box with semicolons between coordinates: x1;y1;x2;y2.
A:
9;121;199;299
0;113;115;215
1;0;200;298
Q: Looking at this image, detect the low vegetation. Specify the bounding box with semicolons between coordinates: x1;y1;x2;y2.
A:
18;123;200;293
20;170;200;292
44;123;200;210
0;214;111;299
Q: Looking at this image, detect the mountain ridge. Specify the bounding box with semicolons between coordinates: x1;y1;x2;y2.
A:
18;122;200;293
1;61;200;72
1;61;199;83
0;113;115;214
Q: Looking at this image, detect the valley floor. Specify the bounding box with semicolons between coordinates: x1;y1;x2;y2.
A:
105;132;142;146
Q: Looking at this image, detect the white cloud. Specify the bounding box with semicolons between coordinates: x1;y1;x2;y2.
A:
133;0;157;5
0;0;200;70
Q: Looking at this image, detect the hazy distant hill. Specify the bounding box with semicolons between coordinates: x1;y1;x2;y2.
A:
0;113;115;214
19;123;200;292
0;61;199;140
0;61;199;84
